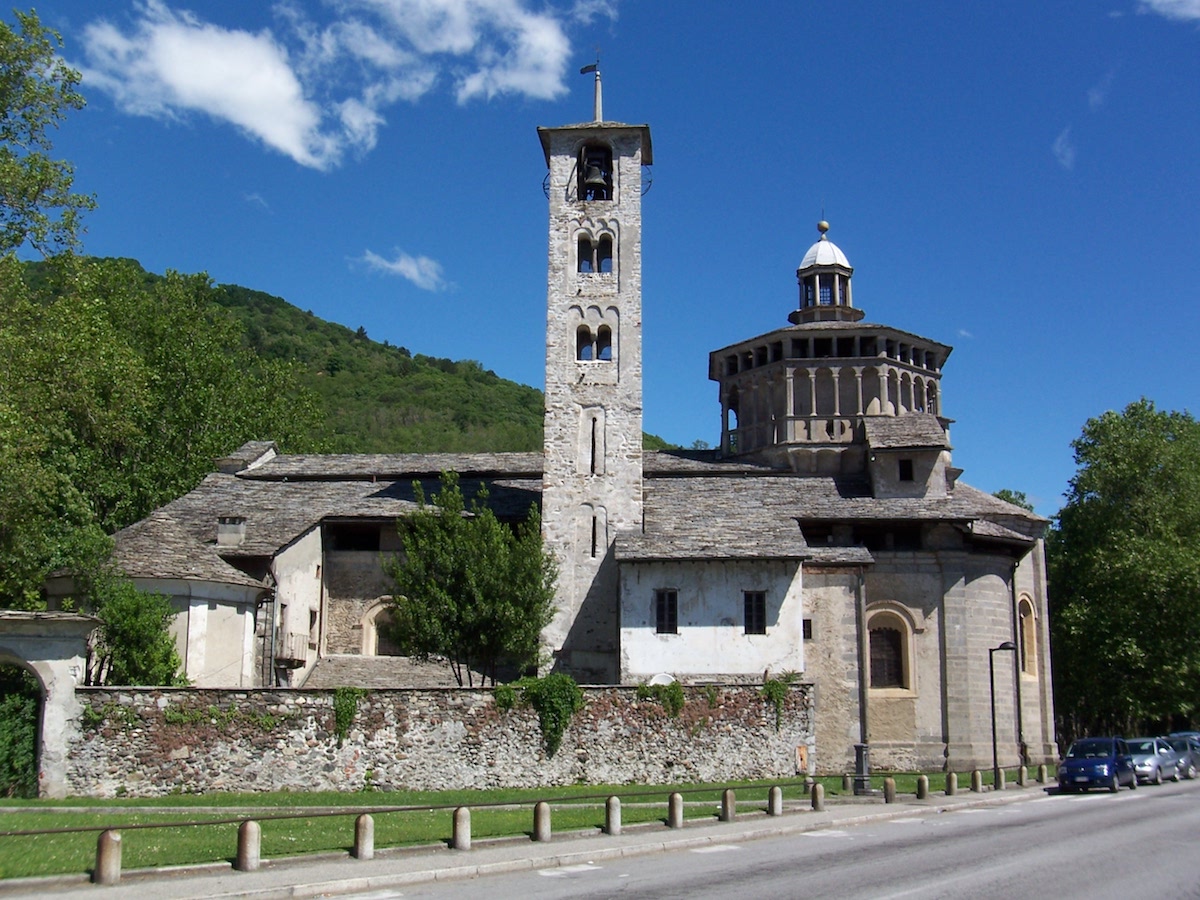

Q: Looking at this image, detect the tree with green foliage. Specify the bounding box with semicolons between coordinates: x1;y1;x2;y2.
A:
993;488;1035;512
0;9;95;256
0;665;39;796
384;472;557;686
0;255;324;610
1048;399;1200;740
86;575;185;686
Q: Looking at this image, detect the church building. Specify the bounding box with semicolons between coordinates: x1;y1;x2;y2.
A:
53;82;1056;775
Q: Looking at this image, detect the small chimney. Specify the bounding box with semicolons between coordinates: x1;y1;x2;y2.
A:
217;516;247;548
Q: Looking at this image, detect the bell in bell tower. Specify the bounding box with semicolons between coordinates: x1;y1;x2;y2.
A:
538;67;652;683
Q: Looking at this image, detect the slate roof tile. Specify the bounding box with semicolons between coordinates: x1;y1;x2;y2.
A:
111;449;1046;576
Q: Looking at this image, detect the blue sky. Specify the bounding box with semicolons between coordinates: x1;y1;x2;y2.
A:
38;0;1200;517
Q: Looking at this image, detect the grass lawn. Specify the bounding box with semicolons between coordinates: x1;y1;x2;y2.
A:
0;770;1049;880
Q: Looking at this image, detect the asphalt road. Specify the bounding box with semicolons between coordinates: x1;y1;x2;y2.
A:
388;780;1200;900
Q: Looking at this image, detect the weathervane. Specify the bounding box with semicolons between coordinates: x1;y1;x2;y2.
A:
580;51;602;122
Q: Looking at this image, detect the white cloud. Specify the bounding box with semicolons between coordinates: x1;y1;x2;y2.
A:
570;0;619;25
1087;70;1116;111
337;97;385;152
361;248;449;291
243;192;271;210
352;0;572;103
1052;126;1076;170
1138;0;1200;21
77;0;582;169
80;1;340;168
956;328;973;339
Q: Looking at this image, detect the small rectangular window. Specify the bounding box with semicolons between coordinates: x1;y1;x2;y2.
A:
898;459;914;482
802;618;813;640
326;523;380;551
870;627;905;688
744;591;767;635
655;589;678;634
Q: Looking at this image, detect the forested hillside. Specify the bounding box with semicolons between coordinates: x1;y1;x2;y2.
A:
213;282;546;453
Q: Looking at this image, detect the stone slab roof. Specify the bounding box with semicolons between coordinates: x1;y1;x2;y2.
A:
110;448;1044;579
864;415;951;450
614;470;1044;561
111;468;542;582
711;321;953;358
242;452;544;481
113;510;265;586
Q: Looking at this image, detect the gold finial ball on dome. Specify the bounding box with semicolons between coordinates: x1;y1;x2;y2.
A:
817;220;830;235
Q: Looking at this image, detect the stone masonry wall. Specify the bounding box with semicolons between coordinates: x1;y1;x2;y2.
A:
64;684;814;797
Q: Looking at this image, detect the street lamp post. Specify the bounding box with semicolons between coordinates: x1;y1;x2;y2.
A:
990;641;1017;789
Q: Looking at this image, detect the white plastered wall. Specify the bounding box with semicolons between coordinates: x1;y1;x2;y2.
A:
619;559;803;680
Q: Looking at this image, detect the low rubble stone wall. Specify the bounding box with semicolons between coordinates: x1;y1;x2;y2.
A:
65;684;814;797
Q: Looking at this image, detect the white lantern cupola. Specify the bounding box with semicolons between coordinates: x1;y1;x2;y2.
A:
790;221;862;324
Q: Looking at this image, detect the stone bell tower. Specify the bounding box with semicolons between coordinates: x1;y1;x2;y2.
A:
538;69;652;683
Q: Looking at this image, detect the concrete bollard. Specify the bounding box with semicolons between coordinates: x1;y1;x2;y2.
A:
1018;765;1028;787
971;770;983;793
946;772;957;795
1037;764;1048;784
720;789;737;822
605;796;622;836
533;801;551;842
452;806;471;851
842;773;853;792
883;777;896;804
353;814;374;861
995;769;1006;791
236;820;261;872
916;775;929;799
811;782;825;812
768;785;783;816
93;830;122;886
668;792;684;829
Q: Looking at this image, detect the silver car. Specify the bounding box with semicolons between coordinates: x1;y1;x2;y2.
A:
1127;736;1182;784
1165;736;1200;779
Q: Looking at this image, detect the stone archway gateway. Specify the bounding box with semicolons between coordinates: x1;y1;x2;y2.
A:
0;611;98;798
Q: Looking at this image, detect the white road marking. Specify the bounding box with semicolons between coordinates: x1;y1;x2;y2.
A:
537;863;603;877
802;829;850;837
690;844;742;854
887;817;927;824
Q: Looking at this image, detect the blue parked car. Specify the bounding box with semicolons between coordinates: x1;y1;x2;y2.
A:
1058;737;1137;792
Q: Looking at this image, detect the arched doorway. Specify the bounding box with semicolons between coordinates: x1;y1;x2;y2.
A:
0;611;98;798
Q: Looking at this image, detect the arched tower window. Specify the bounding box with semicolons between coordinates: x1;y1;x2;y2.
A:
868;608;914;690
870;628;903;687
1019;596;1037;677
597;236;613;273
596;325;612;361
579;144;613;201
577;233;615;275
577;325;594;360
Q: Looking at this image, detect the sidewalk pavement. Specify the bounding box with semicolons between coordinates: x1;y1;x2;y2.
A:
4;783;1052;900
